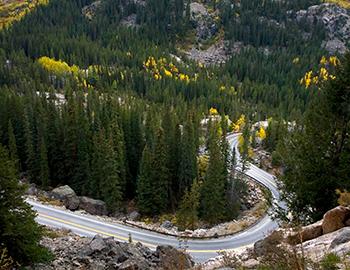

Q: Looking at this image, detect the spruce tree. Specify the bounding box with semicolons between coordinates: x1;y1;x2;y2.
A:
7;120;19;172
200;123;227;224
137;145;154;215
176;179;200;230
0;144;50;264
279;53;350;222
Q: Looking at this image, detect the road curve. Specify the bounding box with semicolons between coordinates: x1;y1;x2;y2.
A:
28;133;281;262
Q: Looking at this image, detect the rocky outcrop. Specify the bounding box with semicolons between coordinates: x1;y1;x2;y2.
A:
190;2;218;42
322;206;350;234
79;196;108;216
295;3;350;54
82;0;102;20
36;232;194;270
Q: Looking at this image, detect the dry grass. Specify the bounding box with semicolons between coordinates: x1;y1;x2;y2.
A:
41;227;70;239
37;194;63;207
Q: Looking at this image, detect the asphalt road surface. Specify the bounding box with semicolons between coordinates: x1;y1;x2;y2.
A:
28;133;281;262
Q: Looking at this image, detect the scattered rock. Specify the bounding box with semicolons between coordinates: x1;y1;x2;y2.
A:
186;40;228;66
79;196;108;216
89;235;108;252
161;220;173;229
156;245;195;270
242;258;259;269
295;3;350;54
128;210;141;221
37;230;193;270
322;206;350;234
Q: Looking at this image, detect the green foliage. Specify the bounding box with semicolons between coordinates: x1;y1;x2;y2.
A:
278;53;350;222
200;122;228;224
0;144;52;265
176;180;201;230
320;253;341;270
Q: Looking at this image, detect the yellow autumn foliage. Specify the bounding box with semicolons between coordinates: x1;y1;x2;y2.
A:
257;127;266;140
209;107;218;115
38;56;79;75
232;114;246;132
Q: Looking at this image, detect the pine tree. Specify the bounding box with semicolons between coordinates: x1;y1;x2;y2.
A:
176;179;200;230
279;53;350;222
152;127;170;213
0;144;51;264
90;129;123;211
38;134;49;188
23;108;37;183
7;120;19;172
137;145;154;215
179;115;197;198
200;123;227;224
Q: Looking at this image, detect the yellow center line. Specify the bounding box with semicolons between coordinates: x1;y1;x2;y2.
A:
38;213;228;253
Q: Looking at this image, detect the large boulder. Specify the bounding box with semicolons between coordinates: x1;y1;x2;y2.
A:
52;185;80;210
322;206;350;234
64;195;80;211
127;211;141;221
79;196;108;216
51;185;76;200
329;227;350;249
156;245;194;270
89;235;108;252
287;220;323;244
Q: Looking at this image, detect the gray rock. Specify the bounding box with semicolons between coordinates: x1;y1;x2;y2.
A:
26;183;38;196
79;196;108;216
161;220;173;229
51;185;76;200
190;2;218;42
330;227;350;249
128;211;141;221
89;235;108;252
156;245;195;270
64;195;80;211
296;3;350;54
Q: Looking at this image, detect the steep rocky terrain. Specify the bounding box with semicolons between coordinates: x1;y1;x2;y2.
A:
294;3;350;54
201;205;350;269
31;232;194;270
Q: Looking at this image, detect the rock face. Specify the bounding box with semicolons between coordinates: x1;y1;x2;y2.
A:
322;206;350;234
79;196;108;216
190;2;218;41
296;3;350;54
37;232;194;270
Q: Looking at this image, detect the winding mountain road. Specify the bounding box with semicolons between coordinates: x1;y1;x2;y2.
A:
28;133;281;262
